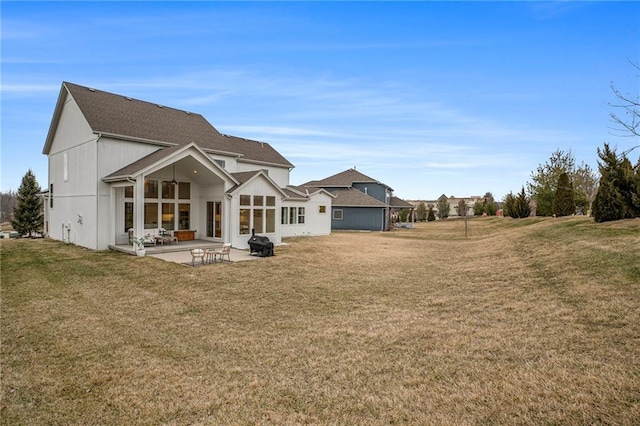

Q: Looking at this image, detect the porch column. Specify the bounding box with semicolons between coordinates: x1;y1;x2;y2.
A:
133;176;145;246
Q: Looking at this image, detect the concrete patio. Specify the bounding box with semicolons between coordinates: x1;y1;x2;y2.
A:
110;240;263;265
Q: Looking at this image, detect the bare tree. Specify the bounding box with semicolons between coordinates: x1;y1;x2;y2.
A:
609;60;640;156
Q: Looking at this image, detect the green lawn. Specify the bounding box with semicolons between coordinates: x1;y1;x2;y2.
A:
2;216;639;424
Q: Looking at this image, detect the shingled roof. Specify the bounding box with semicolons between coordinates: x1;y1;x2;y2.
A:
330;188;388;207
303;168;391;190
44;82;293;168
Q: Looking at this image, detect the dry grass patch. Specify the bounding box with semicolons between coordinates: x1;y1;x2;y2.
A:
2;216;639;424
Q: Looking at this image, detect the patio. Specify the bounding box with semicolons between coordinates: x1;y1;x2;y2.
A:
109;240;262;264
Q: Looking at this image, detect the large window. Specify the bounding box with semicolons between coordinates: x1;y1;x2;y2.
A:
240;194;275;234
178;182;190;200
125;178;190;232
162;203;175;230
239;209;250;235
144;203;158;229
144;179;158;198
178;204;190;230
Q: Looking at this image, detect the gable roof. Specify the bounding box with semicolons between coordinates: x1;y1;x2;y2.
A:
43;82;293;168
389;196;414;208
226;170;288;198
330;188;388;208
303;168;392;190
102;142;238;184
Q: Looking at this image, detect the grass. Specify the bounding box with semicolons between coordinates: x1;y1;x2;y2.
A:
1;216;639;425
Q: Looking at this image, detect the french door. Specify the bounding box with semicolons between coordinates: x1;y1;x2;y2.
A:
206;201;222;238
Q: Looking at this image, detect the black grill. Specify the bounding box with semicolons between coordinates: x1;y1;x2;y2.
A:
248;234;274;257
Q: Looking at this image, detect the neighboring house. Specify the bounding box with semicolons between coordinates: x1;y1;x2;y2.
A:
302;168;409;231
41;82;332;251
408;195;482;219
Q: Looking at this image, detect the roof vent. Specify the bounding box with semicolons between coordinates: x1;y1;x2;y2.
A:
88;88;96;92
125;97;132;101
157;104;163;108
185;111;191;115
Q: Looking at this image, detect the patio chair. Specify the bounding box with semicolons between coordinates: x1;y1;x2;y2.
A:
214;243;232;263
190;248;205;266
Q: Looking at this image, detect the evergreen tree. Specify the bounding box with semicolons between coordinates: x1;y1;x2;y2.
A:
552;172;576;216
592;144;640;222
528;149;575;216
513;187;531;218
483;192;498;216
11;169;44;237
502;192;516;218
436;194;450;219
473;199;485;216
427;206;436;222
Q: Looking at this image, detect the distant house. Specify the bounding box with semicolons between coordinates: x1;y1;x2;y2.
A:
408;195;482;219
302;168;411;231
41;82;332;251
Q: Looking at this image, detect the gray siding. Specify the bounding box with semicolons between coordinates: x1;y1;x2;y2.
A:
332;207;385;231
352;182;387;203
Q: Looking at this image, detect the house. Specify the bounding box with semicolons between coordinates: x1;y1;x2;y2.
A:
41;82;333;251
408;195;482;219
301;168;409;231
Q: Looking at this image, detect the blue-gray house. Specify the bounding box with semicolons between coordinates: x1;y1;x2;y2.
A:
303;168;411;231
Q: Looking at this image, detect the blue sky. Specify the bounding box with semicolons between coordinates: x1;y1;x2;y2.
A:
2;1;639;200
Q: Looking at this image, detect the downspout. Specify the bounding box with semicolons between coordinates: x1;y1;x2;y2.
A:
95;133;102;249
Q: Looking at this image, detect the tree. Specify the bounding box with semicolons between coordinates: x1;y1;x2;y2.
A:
512;187;531;219
473;199;485;216
427;206;436;222
573;162;599;215
552;172;576;217
592;143;640;222
528;149;576;216
609;61;640;139
436;194;450;219
1;190;18;223
456;199;470;238
502;192;516;218
483;192;498;216
11;170;44;237
416;201;427;222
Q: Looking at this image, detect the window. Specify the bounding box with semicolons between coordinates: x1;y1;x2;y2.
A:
253;208;264;233
162;181;175;199
241;194;276;234
50;184;53;208
125;186;133;198
144;203;158;229
266;209;275;233
178;182;190;200
162;203;175;230
289;207;297;225
281;207;288;224
319;205;326;213
239;209;250;234
333;209;343;220
297;207;305;224
144;179;158;198
214;159;225;168
178;204;190;230
124;202;133;232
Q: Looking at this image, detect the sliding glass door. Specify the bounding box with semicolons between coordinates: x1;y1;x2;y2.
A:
206;201;222;238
